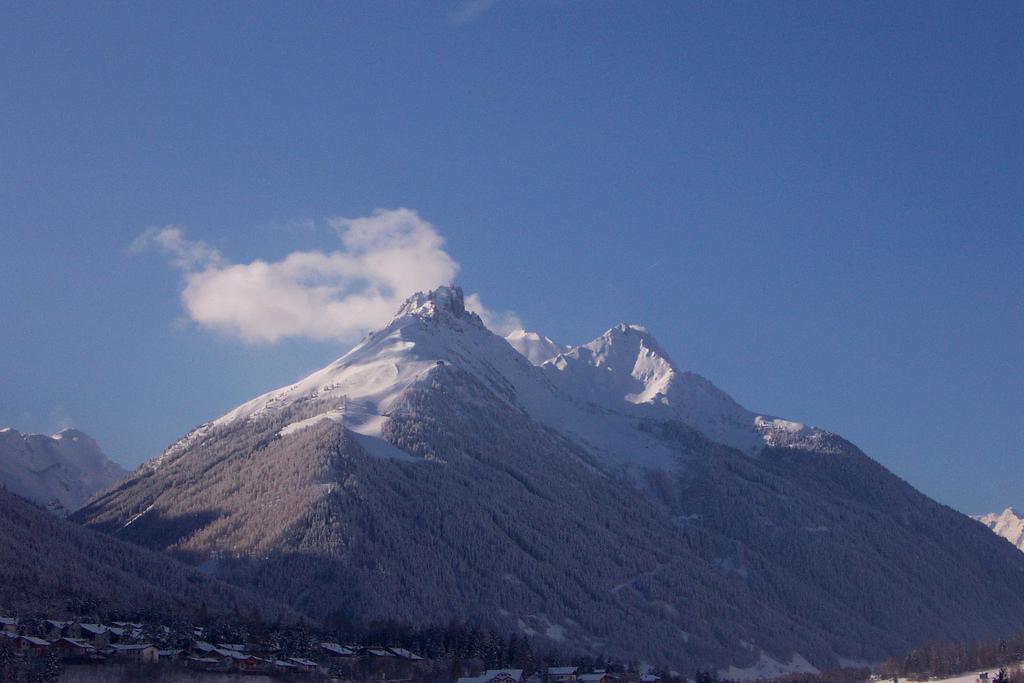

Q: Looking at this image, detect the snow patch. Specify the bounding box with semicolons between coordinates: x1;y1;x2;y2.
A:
120;503;155;531
505;329;567;366
516;619;537;637
719;652;819;681
755;417;806;434
545;624;566;641
350;432;417;462
278;409;345;437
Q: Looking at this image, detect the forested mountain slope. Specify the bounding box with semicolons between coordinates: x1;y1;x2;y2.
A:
74;287;1024;671
0;487;299;623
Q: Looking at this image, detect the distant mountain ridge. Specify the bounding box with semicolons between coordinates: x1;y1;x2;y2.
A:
75;286;1024;671
974;507;1024;552
0;427;127;515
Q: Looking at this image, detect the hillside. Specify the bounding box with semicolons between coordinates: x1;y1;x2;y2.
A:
74;287;1024;671
0;486;298;624
0;427;127;515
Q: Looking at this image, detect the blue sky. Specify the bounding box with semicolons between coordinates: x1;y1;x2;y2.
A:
1;1;1020;515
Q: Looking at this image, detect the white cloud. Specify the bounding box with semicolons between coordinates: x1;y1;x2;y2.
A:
131;226;224;270
450;0;501;24
137;208;519;344
465;293;522;336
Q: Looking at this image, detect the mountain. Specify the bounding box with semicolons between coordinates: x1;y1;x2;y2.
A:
0;427;127;515
974;508;1024;552
505;329;567;365
0;486;298;623
75;286;1024;671
539;323;808;455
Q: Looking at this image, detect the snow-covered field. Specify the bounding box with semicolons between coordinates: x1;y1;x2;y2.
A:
891;663;1023;683
721;658;1023;683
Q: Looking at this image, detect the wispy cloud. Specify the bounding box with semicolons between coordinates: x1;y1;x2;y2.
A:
132;226;223;270
135;208;518;344
450;0;501;25
465;293;522;336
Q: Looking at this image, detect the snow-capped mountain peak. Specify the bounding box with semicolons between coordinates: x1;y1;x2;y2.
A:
505;329;567;366
974;507;1024;553
393;284;476;323
0;427;127;515
177;286;539;465
167;285;825;472
549;322;678;406
540;323;787;453
52;427;97;446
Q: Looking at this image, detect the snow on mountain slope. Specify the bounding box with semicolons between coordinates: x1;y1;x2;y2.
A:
166;287;821;475
207;287;546;439
154;287;685;473
974;507;1024;552
542;323;820;454
505;329;567;365
0;427;127;515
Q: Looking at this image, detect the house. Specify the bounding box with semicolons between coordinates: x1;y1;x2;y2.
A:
16;636;51;654
111;621;143;629
45;620;71;639
458;669;525;683
640;674;661;683
366;647;395;657
106;625;143;643
221;650;268;673
187;655;231;672
209;647;267;673
274;659;299;672
0;617;17;634
389;646;425;660
321;641;356;657
157;649;184;661
242;641;276;654
578;674;618;683
548;666;579;682
109;643;160;663
77;623;111;648
124;626;146;641
237;655;270;673
191;640;217;655
52;637;95;659
288;656;320;673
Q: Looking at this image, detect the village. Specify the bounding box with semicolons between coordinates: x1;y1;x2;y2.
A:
0;614;665;683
